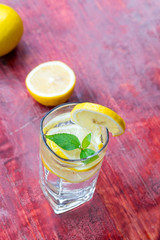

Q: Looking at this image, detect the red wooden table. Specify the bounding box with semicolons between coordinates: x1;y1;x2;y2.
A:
0;0;160;239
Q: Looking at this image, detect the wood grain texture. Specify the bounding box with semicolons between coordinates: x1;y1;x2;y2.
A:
0;0;160;239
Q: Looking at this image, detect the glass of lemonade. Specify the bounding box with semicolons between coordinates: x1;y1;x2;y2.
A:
40;103;109;214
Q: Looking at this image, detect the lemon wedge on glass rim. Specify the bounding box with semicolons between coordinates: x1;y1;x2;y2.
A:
71;102;125;136
25;61;76;106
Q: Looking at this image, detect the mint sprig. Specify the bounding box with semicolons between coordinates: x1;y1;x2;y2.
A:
45;132;99;164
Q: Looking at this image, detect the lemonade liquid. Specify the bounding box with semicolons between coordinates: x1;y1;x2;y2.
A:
40;103;109;214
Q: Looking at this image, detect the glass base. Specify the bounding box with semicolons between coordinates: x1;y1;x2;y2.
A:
39;159;99;214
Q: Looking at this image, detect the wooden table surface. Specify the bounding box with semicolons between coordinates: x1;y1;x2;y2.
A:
0;0;160;239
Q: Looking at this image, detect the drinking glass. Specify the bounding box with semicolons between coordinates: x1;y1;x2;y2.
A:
39;103;109;214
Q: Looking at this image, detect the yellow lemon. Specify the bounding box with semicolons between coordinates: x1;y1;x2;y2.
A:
25;61;76;106
0;4;23;57
71;102;126;136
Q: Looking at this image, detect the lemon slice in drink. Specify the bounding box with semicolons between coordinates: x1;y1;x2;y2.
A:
46;124;102;160
71;102;125;136
41;153;102;183
45;123;105;173
25;61;76;106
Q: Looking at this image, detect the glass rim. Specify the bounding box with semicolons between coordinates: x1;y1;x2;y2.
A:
40;102;109;162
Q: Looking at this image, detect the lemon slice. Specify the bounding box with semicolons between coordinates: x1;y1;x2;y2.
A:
46;124;102;160
25;61;76;106
71;102;125;136
41;154;102;183
45;123;105;173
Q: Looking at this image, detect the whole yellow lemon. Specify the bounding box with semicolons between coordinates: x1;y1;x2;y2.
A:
0;4;23;57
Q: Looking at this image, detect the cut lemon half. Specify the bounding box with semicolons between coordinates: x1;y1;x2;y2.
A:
25;61;76;106
71;102;125;136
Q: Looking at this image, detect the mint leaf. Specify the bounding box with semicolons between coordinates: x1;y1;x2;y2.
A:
82;133;91;148
80;148;99;164
80;148;95;158
46;133;81;150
